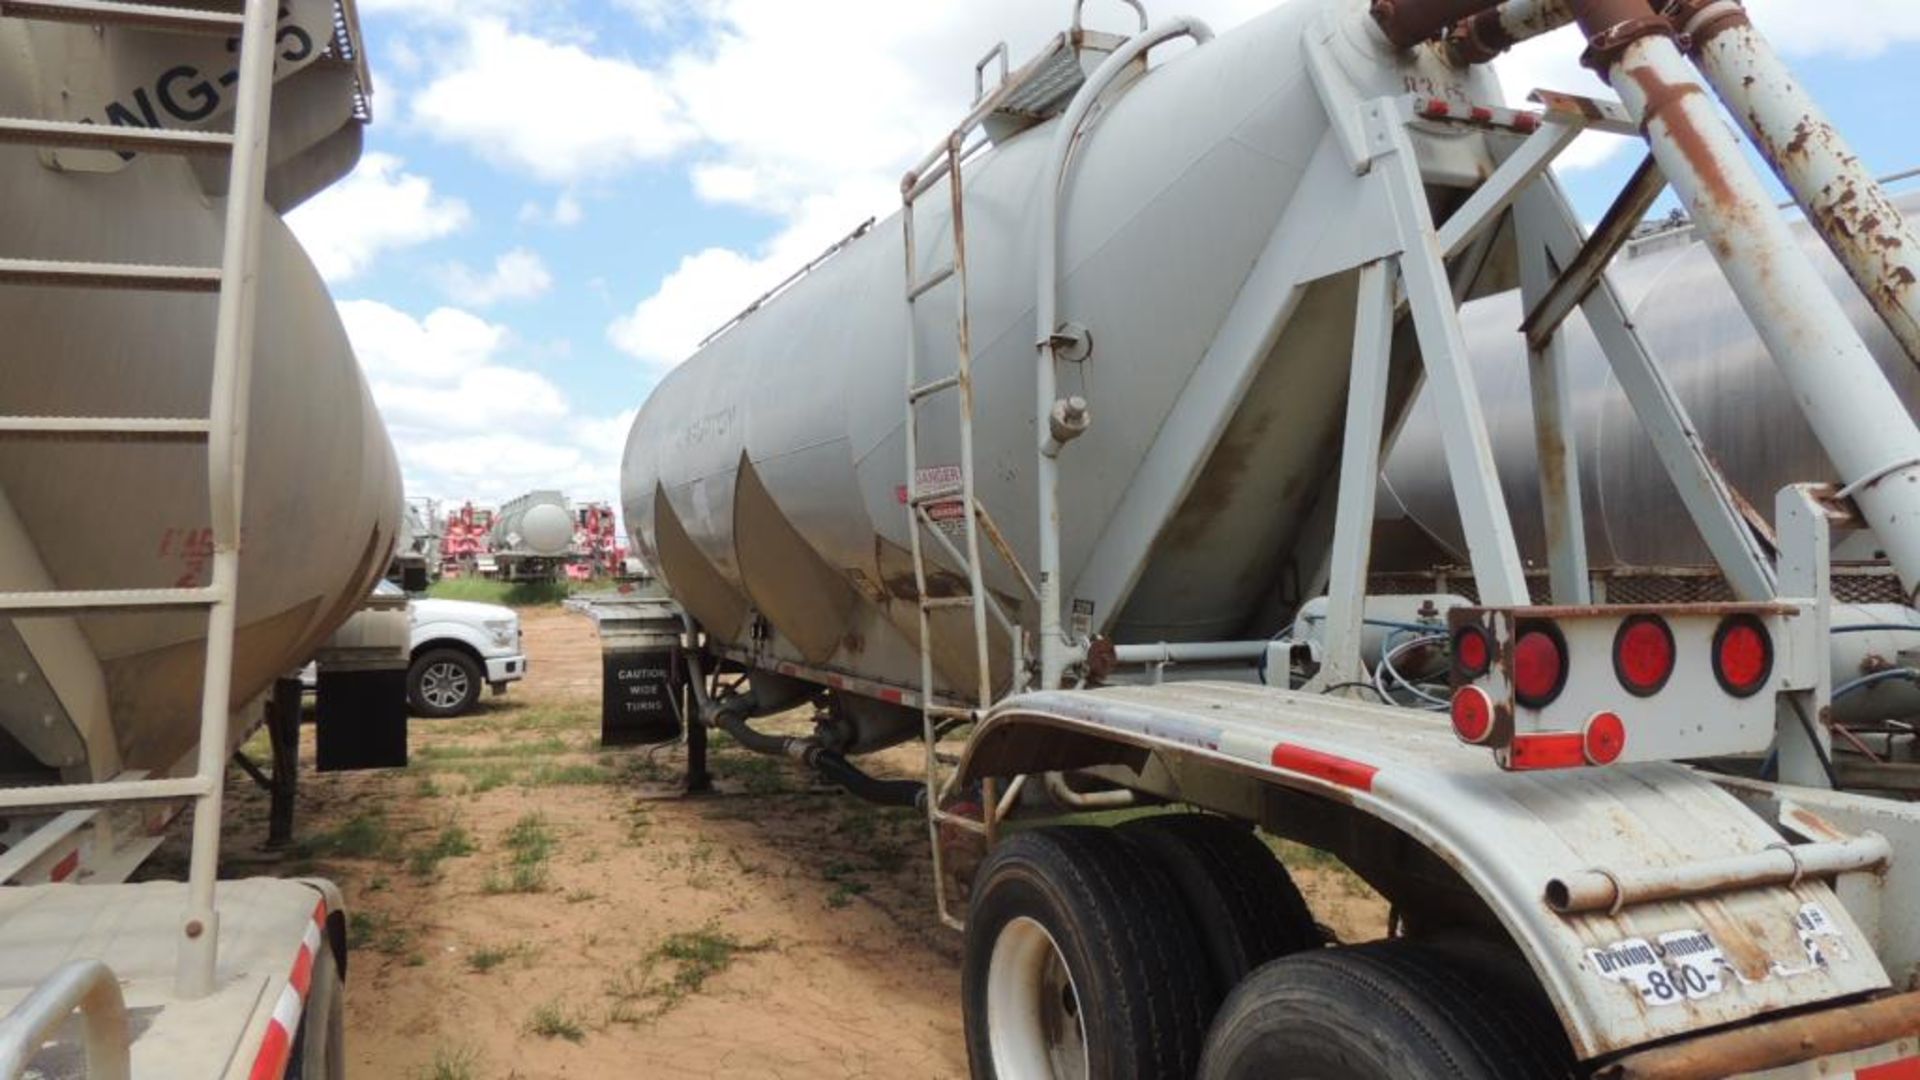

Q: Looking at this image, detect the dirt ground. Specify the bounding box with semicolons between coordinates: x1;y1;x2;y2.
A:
154;606;1388;1080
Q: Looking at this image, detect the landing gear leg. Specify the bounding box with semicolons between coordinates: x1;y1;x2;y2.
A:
266;676;302;850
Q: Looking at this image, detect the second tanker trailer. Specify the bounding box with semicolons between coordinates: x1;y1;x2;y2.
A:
622;0;1920;1076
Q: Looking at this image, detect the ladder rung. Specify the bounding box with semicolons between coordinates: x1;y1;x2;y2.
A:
907;264;956;302
910;483;965;507
0;416;210;441
0;117;234;155
0;258;221;292
0;775;211;813
922;595;975;612
0;588;220;616
910;375;961;402
0;0;244;33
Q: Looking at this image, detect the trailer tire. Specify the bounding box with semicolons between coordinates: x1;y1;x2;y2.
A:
408;648;482;718
1197;941;1575;1080
1117;814;1324;995
964;826;1211;1080
287;944;345;1079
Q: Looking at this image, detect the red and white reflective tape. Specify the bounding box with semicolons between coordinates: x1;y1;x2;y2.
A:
247;899;328;1080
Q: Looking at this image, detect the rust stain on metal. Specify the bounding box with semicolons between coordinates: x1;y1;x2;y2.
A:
1371;0;1508;49
1598;990;1920;1080
1624;65;1737;211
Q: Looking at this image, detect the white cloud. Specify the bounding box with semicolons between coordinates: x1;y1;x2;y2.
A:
410;19;693;182
441;248;555;306
517;191;585;227
1745;0;1920;57
285;152;469;281
338;300;627;506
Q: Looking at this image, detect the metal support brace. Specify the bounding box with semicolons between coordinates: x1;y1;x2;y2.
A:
1436;114;1586;260
1312;260;1396;691
1520;176;1779;601
1775;485;1835;789
1367;98;1531;606
1515;189;1592;605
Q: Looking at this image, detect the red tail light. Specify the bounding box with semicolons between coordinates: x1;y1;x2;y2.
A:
1453;625;1491;679
1713;615;1773;698
1583;711;1627;765
1613;615;1675;697
1513;622;1568;709
1452;685;1494;745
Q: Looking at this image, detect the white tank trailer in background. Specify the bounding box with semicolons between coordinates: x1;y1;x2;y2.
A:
488;490;577;583
0;3;392;1076
619;0;1920;1075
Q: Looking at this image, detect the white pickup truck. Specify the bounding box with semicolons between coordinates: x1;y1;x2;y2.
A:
307;582;528;718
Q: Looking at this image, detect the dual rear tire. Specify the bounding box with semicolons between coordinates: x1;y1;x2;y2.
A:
962;817;1572;1080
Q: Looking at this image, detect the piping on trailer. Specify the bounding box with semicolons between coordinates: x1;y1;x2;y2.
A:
1447;0;1574;64
1564;0;1920;604
685;651;925;809
1044;771;1137;810
1662;0;1920;373
1035;16;1215;688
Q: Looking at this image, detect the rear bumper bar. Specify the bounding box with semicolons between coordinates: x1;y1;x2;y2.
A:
1599;991;1920;1080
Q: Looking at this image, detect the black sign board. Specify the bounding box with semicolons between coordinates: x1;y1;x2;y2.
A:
602;646;685;747
316;668;408;771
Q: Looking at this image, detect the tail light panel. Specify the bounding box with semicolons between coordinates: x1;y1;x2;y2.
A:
1447;604;1809;772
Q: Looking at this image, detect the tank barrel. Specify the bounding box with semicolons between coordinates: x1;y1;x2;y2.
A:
1571;0;1920;604
1664;0;1920;374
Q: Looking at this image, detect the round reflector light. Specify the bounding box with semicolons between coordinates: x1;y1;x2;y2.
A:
1452;685;1495;745
1513;622;1569;709
1454;626;1491;678
1584;711;1627;766
1613;615;1676;697
1713;615;1773;698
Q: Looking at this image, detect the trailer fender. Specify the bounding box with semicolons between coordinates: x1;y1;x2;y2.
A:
957;682;1894;1060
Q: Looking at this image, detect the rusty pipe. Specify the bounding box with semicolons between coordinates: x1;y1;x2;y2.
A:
1544;833;1891;914
1446;0;1575;65
1597;989;1920;1080
1665;0;1920;372
1371;0;1506;50
1571;0;1920;604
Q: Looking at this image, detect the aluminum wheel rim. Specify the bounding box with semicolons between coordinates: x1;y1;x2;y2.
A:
420;662;470;709
987;916;1088;1080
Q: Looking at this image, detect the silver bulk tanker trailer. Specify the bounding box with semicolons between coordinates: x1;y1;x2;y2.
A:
490;489;575;581
618;0;1920;1076
0;0;400;789
0;4;389;1075
1376;191;1920;580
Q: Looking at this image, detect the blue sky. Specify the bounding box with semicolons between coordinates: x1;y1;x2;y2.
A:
286;0;1920;526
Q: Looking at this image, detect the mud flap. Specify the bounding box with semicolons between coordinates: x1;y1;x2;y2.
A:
314;668;408;771
601;644;686;747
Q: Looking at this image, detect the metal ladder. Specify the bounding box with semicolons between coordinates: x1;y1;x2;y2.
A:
0;0;282;999
900;75;1055;930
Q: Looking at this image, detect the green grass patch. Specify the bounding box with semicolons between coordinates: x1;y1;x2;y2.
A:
651;926;770;1007
415;735;572;763
415;1046;481;1080
427;578;578;607
482;813;556;894
408;819;477;879
301;810;400;862
527;1001;586;1043
467;941;529;974
348;909;417;960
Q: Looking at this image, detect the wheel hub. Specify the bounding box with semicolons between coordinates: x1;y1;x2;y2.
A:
987;916;1088;1079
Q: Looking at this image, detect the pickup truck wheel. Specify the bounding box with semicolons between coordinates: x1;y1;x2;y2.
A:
1117;814;1324;997
1198;941;1574;1080
964;827;1211;1080
408;648;482;718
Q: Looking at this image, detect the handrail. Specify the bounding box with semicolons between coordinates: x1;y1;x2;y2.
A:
696;218;877;350
1073;0;1150;35
0;960;132;1080
1033;16;1214;689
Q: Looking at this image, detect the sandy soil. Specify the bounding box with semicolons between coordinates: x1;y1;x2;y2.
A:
155;606;1387;1079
